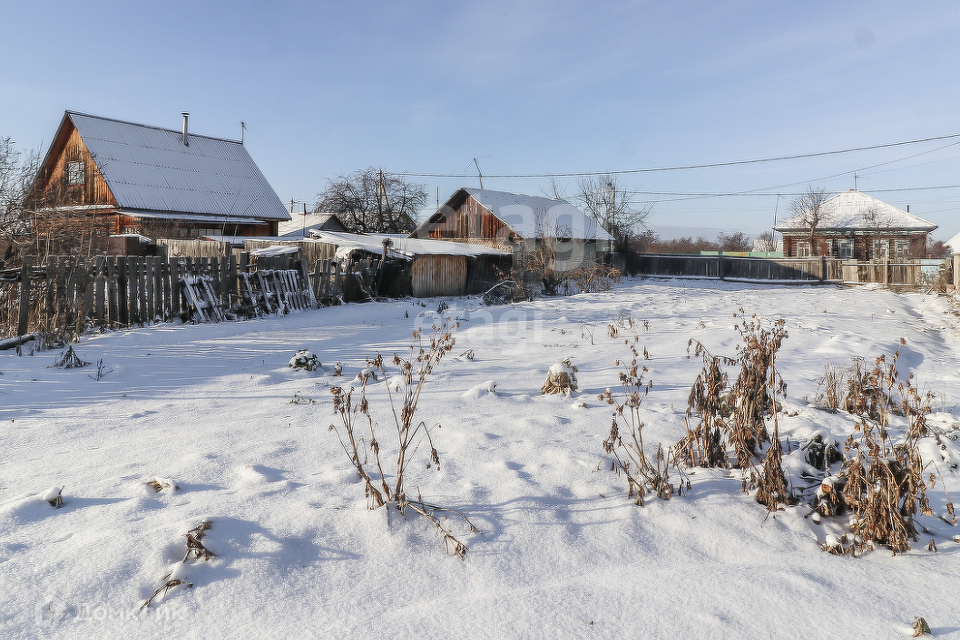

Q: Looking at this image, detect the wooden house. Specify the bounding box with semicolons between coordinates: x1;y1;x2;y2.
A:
27;111;290;254
410;188;615;271
774;190;936;260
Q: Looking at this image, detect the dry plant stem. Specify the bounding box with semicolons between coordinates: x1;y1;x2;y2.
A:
675;313;788;473
600;340;675;504
328;318;478;556
141;522;215;610
825;348;941;555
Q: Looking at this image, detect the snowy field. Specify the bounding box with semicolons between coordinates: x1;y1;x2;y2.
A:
2;277;960;639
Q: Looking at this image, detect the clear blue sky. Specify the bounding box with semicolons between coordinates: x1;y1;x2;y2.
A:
3;1;958;239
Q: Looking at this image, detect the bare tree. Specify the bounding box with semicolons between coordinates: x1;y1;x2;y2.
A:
0;136;41;261
544;174;654;249
927;237;951;259
717;231;751;252
315;167;427;234
789;186;830;257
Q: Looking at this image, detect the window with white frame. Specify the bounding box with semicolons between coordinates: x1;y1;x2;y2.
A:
838;239;854;259
796;240;811;257
873;239;889;260
894;240;910;259
67;161;85;185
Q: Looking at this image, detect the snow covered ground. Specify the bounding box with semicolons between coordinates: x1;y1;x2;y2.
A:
2;278;959;639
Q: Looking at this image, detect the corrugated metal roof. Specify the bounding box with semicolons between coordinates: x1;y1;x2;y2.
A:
774;190;936;233
68;112;290;222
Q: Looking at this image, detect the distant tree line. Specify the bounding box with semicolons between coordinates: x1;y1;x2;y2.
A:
632;229;760;254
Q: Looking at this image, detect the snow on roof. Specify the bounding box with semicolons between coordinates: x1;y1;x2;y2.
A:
279;213;345;237
65;111;290;223
428;188;615;241
311;231;512;260
773;190;937;232
249;244;301;257
946;230;960;254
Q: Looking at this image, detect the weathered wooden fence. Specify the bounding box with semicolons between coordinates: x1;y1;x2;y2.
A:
632;254;952;286
633;254;843;282
840;259;949;287
0;254;382;341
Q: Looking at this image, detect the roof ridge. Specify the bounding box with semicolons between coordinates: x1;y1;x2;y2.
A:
67;110;243;145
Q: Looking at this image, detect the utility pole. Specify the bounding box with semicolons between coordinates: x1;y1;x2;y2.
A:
607;181;615;232
473;158;484;189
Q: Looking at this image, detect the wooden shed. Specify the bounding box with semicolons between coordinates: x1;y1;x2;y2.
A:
308;231;512;297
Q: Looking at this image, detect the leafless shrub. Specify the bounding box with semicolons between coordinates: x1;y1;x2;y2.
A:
88;358;111;381
557;264;622;295
599;341;679;504
49;345;89;369
327;318;479;557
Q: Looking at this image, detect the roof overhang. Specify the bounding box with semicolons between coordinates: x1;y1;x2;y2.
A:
118;210;270;225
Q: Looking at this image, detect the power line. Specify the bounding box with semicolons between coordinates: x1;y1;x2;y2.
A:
389;132;960;180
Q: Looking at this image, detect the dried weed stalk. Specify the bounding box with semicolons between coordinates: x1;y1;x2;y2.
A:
674;341;734;468
599;339;678;505
327;318;479;557
817;348;955;555
141;521;215;610
674;313;788;473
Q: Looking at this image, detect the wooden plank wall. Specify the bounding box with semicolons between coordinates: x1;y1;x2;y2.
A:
411;255;467;297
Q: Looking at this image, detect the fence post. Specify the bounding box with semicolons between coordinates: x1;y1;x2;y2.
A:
17;255;33;337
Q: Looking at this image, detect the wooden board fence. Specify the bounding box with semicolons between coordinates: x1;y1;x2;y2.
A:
1;254;379;340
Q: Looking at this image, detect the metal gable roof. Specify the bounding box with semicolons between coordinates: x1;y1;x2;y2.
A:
773;190;936;233
68;112;290;222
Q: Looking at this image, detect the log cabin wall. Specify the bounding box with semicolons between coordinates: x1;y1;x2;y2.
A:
36;124;116;209
782;232;930;260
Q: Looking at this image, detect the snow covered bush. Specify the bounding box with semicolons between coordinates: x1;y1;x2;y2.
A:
541;357;578;395
288;349;320;372
40;486;64;508
327;318;479;557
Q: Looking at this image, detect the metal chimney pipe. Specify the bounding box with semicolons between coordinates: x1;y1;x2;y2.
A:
182;112;190;147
